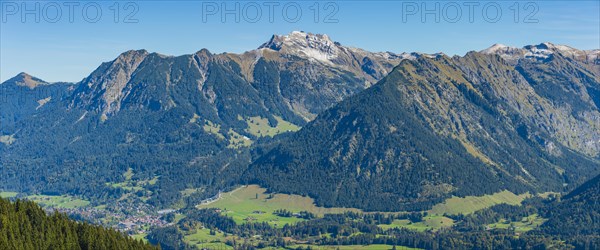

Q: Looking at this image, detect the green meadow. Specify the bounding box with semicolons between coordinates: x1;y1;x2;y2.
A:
428;190;531;215
244;116;301;137
197;186;535;233
24;194;90;209
197;185;360;227
184;227;234;250
487;214;547;232
0;191;19;198
378;214;455;232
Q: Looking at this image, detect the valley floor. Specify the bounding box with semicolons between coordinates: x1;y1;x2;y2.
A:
0;184;572;250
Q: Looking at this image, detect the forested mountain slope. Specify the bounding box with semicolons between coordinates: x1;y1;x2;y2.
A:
246;45;600;211
541;173;600;236
0;73;71;135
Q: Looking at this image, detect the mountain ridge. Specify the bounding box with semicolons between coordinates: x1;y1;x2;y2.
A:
0;31;404;208
1;32;599;211
8;36;598;88
245;46;600;211
480;42;600;64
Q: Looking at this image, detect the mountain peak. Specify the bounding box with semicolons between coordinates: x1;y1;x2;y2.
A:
527;42;583;54
3;72;48;89
259;31;335;50
523;42;598;61
480;43;513;54
17;72;31;77
524;42;556;51
195;48;212;56
71;49;150;117
258;31;340;64
115;49;149;64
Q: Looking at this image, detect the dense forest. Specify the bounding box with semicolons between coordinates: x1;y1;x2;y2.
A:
0;198;156;250
541;174;600;236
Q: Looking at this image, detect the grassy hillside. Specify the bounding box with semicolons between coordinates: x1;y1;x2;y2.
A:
23;195;90;209
378;214;454;232
429;191;531;215
0;192;18;198
244;116;301;137
487;214;547;233
197;185;360;226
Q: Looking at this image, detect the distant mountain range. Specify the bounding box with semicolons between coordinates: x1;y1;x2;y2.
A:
1;31;599;211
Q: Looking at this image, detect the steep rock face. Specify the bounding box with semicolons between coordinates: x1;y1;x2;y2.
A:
258;31;400;78
246;50;600;211
468;44;600;157
70;49;149;117
454;52;600;157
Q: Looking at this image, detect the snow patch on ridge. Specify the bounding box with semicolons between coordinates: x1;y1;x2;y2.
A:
481;42;600;63
259;31;340;64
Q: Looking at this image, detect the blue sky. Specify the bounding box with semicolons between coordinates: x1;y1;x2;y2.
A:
1;0;599;82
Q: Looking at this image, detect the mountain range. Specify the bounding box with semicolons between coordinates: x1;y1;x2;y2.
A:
246;44;600;211
1;31;599;212
0;31;401;206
